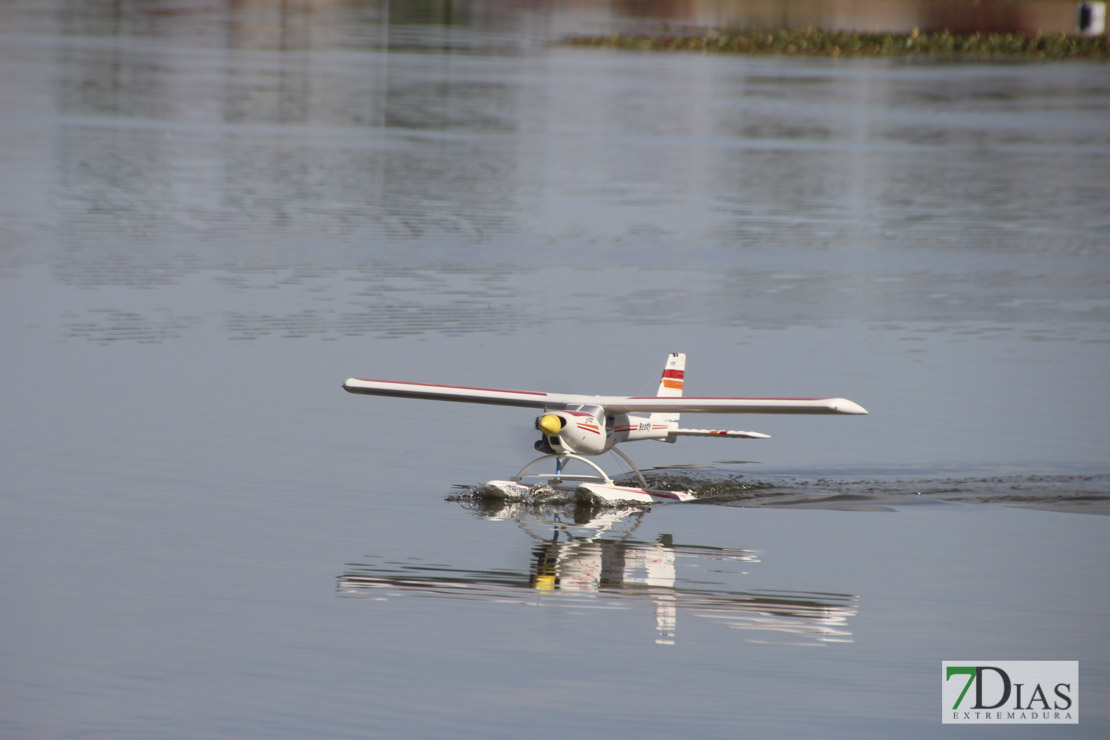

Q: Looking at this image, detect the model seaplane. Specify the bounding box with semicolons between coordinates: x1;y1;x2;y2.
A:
343;353;867;506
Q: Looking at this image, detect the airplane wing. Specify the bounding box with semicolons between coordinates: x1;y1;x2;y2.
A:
343;378;867;415
595;396;869;415
342;378;594;409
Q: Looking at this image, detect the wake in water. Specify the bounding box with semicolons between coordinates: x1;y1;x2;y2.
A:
452;470;1110;515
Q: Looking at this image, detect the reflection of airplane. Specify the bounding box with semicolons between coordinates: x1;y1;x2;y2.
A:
338;503;859;646
344;353;867;504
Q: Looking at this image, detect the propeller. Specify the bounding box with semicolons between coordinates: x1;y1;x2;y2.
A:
538;413;565;437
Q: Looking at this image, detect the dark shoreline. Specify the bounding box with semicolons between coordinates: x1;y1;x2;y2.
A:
560;28;1110;60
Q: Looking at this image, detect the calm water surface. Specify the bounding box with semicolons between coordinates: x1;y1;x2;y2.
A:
1;2;1108;738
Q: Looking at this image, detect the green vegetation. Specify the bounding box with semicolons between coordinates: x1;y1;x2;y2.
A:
560;27;1110;60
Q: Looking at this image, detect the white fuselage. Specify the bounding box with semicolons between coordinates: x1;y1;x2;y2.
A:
537;405;671;456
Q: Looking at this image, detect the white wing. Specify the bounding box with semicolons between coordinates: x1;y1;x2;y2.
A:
343;379;867;415
595;396;869;415
342;378;594;409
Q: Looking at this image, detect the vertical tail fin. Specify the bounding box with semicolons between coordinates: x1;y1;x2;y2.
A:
651;353;685;438
656;352;685;398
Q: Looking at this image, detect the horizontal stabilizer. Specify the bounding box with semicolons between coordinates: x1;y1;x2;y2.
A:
670;428;771;439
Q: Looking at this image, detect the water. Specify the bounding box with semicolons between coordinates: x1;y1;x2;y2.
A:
2;2;1109;738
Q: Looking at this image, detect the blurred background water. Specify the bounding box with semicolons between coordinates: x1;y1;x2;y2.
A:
1;1;1108;738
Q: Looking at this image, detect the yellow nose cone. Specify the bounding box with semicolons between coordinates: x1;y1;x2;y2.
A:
539;414;563;436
